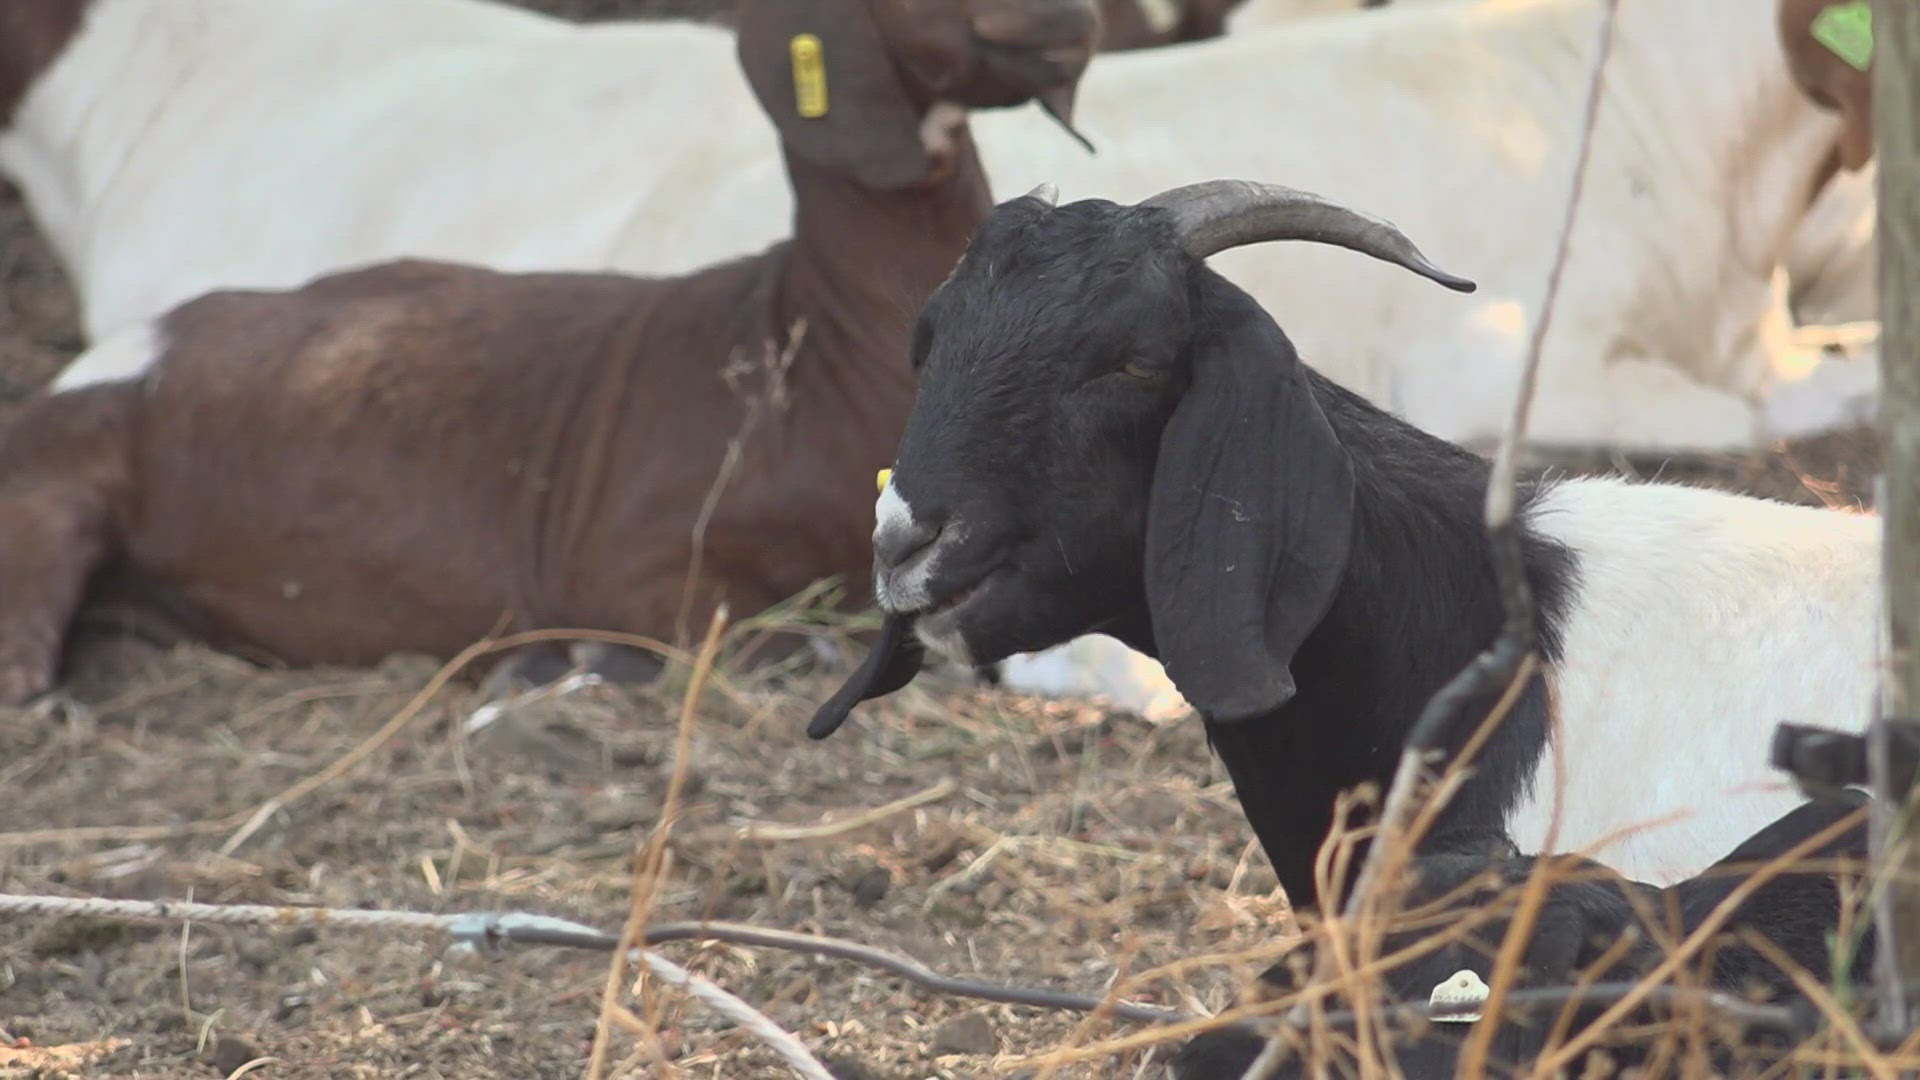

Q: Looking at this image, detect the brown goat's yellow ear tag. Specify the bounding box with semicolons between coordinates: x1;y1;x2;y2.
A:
790;34;829;118
876;468;892;494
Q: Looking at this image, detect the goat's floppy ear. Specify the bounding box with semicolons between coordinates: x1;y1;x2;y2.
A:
807;614;926;738
1780;0;1876;170
1144;293;1354;723
735;0;934;190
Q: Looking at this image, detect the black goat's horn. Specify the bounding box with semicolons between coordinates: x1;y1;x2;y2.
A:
1037;86;1095;155
1139;179;1477;293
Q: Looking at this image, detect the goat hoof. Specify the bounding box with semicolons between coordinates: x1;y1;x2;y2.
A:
481;642;577;696
482;641;665;698
0;663;55;708
1169;1024;1268;1080
576;642;663;686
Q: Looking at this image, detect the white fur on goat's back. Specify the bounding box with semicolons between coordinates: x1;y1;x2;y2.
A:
1514;477;1878;885
0;0;783;344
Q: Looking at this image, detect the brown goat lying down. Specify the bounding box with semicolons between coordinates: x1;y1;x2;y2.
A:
0;0;1095;704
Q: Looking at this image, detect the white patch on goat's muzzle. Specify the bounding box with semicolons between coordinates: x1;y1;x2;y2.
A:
872;480;945;612
52;321;166;392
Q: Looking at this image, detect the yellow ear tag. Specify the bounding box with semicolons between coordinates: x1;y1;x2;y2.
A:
790;33;829;118
1812;0;1874;72
876;468;892;494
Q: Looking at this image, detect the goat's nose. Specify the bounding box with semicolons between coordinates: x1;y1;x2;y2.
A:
873;518;941;571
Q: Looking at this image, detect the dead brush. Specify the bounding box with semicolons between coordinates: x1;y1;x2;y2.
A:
1005;791;1889;1078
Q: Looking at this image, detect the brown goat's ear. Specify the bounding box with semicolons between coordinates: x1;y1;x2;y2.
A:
1780;0;1876;170
1143;292;1354;724
735;0;935;190
807;614;926;738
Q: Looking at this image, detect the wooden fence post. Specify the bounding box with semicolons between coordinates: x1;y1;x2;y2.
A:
1872;0;1920;1032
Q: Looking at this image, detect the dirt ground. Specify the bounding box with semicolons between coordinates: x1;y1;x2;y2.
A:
1;631;1285;1080
0;0;1891;1076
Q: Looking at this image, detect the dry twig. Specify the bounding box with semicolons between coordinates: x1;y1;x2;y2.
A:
735;778;958;841
587;604;729;1080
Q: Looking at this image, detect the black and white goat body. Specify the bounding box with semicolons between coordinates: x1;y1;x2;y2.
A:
807;180;1879;907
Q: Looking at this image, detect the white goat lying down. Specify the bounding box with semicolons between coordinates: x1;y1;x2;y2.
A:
963;0;1880;453
1228;0;1882;334
0;0;791;346
809;180;1879;897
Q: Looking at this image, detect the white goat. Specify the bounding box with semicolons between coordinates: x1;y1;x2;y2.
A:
1;0;790;349
1230;0;1881;333
965;0;1877;453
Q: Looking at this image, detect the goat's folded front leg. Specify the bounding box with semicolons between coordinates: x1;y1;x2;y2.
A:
0;479;111;706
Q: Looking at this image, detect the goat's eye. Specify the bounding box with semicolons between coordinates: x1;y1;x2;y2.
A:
1121;359;1163;383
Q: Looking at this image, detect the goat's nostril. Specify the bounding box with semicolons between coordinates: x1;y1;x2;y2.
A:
874;519;940;571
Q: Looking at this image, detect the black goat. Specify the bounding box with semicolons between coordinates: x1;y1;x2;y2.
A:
806;179;1879;909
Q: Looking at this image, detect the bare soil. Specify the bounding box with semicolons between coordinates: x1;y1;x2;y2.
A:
0;0;1889;1075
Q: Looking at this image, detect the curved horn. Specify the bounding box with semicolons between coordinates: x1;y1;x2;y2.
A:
1139;179;1476;293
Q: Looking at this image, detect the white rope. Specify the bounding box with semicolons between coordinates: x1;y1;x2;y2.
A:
0;892;453;933
636;950;838;1080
